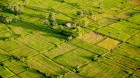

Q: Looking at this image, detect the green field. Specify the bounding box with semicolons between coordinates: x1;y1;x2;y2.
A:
0;0;140;78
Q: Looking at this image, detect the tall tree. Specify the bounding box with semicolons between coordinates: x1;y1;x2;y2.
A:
48;12;57;27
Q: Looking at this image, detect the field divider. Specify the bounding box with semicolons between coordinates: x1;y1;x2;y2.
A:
92;30;140;48
0;48;33;78
104;56;135;70
69;39;108;55
15;39;85;77
101;41;124;57
39;53;86;78
99;57;134;74
4;24;16;35
52;47;78;60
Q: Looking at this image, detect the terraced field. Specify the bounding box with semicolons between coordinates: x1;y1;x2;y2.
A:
0;0;140;78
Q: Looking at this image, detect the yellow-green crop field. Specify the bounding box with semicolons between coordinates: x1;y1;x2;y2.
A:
0;0;140;78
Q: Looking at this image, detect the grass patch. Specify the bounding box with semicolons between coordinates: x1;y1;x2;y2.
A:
78;32;106;44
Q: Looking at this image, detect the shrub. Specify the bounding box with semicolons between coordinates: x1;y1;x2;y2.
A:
76;10;84;16
0;8;3;12
92;55;99;61
89;10;93;16
67;36;73;41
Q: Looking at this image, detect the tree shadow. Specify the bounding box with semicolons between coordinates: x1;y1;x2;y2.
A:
25;6;49;13
56;19;69;25
0;53;11;59
47;7;74;19
23;13;45;19
126;11;140;16
26;5;74;19
10;20;67;40
78;55;93;61
53;0;81;9
0;37;9;41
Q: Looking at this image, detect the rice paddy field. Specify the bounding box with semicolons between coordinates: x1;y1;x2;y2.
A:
0;0;140;78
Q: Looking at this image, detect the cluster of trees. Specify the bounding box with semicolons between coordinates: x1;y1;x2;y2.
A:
44;13;57;29
0;0;23;14
0;0;93;41
44;13;79;40
7;3;23;15
44;11;90;40
0;14;13;24
0;0;28;24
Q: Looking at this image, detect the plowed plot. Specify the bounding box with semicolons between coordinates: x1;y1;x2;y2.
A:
71;39;107;55
0;66;14;78
62;72;82;78
79;62;128;78
135;32;140;38
109;20;139;36
78;32;106;44
9;26;28;35
17;35;54;52
11;46;38;58
18;69;46;78
33;32;65;46
127;32;140;47
0;24;13;40
53;48;95;69
43;43;77;59
127;14;140;24
96;26;131;41
99;57;133;74
118;43;140;61
0;31;13;38
105;49;140;69
104;43;140;70
3;60;28;74
0;49;10;62
9;75;19;78
27;55;69;76
0;40;23;52
0;0;140;77
0;24;9;33
97;38;120;50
